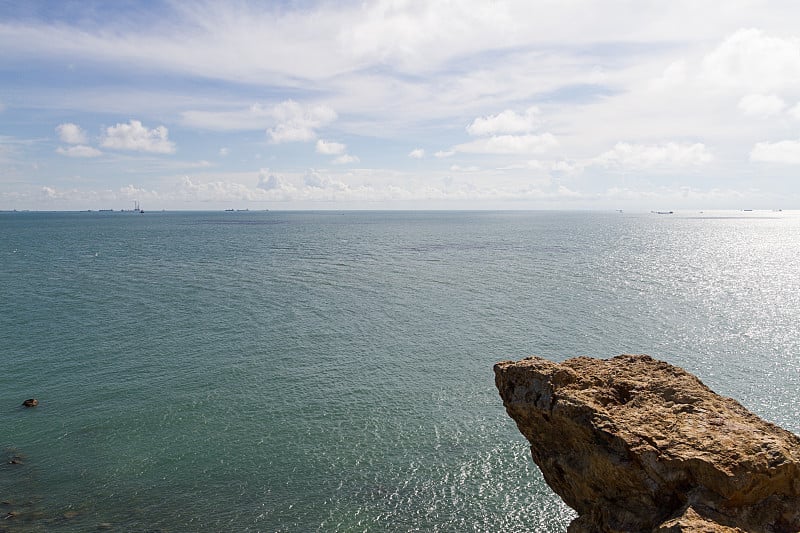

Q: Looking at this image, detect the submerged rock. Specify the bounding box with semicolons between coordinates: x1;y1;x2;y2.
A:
494;354;800;533
21;398;39;407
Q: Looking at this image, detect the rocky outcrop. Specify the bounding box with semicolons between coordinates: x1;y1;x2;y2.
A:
494;354;800;533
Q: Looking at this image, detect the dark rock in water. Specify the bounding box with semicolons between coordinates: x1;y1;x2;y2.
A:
494;354;800;533
21;398;39;407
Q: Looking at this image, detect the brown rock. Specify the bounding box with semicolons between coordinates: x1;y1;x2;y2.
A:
21;398;38;407
494;354;800;533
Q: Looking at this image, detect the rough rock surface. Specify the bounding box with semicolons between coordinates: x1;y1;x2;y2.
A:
494;354;800;533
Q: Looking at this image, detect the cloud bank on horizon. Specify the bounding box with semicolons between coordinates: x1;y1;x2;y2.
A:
2;0;800;210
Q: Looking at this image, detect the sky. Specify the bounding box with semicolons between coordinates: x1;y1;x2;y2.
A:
2;0;800;211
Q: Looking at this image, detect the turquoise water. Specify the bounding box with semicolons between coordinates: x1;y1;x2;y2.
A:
2;210;799;532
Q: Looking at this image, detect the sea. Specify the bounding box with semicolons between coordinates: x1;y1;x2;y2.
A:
2;210;799;532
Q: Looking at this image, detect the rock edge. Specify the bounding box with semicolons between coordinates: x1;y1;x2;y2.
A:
494;354;800;533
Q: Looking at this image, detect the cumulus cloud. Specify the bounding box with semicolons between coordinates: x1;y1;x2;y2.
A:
466;107;540;136
56;123;88;144
454;107;556;156
750;140;800;164
56;145;102;157
253;169;359;201
408;148;425;159
303;170;325;188
595;142;713;169
453;133;558;155
179;176;261;202
315;139;357;163
101;120;175;154
434;150;454;158
55;122;102;158
332;154;359;164
737;94;786;118
316;139;346;155
788;103;800;120
303;169;348;190
267;101;337;143
257;170;284;191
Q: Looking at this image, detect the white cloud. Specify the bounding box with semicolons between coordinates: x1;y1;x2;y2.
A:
219;147;229;156
54;123;101;157
56;123;88;144
303;170;325;188
11;8;800;210
180;176;262;202
658;60;688;87
453;133;558;155
551;160;584;176
408;148;425;159
737;93;786;118
497;160;547;171
316;139;346;155
701;29;800;91
303;169;348;190
315;140;357;164
268;126;313;143
466;107;540;136
183;104;279;131
332;154;359;164
596;142;713;169
257;170;285;191
449;165;479;172
7;2;788;91
22;166;787;211
182;101;337;141
56;145;102;158
750;140;800;164
267;101;337;143
600;185;756;207
101;120;175;154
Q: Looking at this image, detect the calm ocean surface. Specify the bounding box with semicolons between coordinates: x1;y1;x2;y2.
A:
2;210;799;532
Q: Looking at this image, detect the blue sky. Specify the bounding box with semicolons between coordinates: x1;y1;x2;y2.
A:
2;0;800;210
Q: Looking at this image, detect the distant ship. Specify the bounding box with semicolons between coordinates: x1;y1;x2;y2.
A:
134;200;144;214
